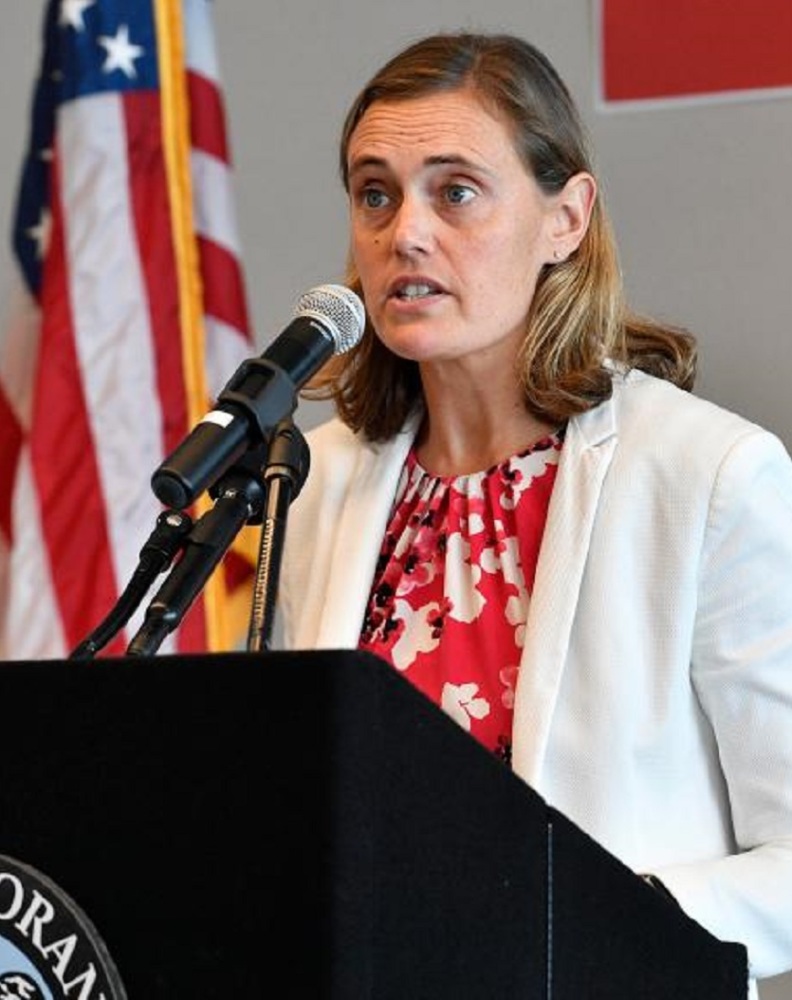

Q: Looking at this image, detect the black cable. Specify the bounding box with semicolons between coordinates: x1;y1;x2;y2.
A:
68;509;193;659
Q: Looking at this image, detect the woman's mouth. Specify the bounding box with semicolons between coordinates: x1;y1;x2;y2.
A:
389;279;445;302
396;283;435;300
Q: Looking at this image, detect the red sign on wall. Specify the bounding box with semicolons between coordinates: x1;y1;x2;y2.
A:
600;0;792;103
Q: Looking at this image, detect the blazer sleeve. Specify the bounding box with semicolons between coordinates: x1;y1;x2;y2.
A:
653;427;792;980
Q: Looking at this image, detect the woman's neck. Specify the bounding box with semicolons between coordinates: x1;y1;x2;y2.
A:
415;371;556;477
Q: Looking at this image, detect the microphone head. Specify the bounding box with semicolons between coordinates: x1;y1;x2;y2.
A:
294;284;365;354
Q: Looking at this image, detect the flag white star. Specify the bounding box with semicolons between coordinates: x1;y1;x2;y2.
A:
97;24;145;78
59;0;96;31
26;208;52;260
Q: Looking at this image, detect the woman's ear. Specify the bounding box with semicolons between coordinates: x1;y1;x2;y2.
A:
546;171;597;263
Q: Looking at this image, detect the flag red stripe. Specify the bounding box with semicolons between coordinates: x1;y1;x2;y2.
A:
0;386;24;545
223;547;255;592
177;592;209;651
199;235;251;336
123;91;191;458
187;71;229;163
30;153;122;653
602;0;792;101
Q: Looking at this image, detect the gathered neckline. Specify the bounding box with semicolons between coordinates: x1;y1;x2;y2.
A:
408;427;565;483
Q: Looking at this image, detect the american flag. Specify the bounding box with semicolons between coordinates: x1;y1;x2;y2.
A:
0;0;255;659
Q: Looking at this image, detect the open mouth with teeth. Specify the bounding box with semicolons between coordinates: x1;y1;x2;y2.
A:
393;283;441;301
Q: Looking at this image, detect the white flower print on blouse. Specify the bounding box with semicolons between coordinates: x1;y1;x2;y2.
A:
360;429;564;766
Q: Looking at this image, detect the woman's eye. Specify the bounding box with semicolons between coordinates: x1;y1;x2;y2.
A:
444;184;475;205
361;187;389;209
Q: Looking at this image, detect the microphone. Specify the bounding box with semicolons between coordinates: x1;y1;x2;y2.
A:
151;283;365;510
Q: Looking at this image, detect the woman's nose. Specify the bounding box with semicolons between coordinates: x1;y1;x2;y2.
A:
391;196;434;257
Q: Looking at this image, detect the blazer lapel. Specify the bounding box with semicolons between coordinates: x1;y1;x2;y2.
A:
314;422;418;648
511;394;618;785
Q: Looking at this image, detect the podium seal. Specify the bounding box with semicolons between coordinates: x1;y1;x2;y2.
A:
0;856;126;999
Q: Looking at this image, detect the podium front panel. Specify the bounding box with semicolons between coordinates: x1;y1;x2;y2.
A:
0;650;747;998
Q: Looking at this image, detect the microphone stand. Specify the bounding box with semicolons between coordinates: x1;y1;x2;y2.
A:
125;418;309;658
246;419;310;652
125;454;269;658
72;419;309;660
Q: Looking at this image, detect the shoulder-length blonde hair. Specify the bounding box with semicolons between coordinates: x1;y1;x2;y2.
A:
308;32;696;441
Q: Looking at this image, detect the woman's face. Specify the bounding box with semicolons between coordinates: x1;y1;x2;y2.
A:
346;88;563;372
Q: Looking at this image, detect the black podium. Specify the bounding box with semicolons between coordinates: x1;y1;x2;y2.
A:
0;650;747;997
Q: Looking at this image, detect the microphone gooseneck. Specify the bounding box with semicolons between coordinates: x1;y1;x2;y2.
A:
150;283;365;510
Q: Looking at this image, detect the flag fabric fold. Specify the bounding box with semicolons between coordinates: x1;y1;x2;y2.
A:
0;0;255;660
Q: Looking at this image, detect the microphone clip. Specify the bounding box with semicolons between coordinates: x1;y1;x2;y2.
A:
218;356;299;443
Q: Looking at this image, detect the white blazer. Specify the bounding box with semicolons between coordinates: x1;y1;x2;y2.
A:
280;368;792;989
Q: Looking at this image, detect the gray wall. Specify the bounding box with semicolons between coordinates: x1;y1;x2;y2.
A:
1;4;790;996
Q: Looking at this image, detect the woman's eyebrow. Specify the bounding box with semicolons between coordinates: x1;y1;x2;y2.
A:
348;152;485;178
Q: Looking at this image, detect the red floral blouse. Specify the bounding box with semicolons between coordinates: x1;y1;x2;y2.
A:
359;430;564;766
